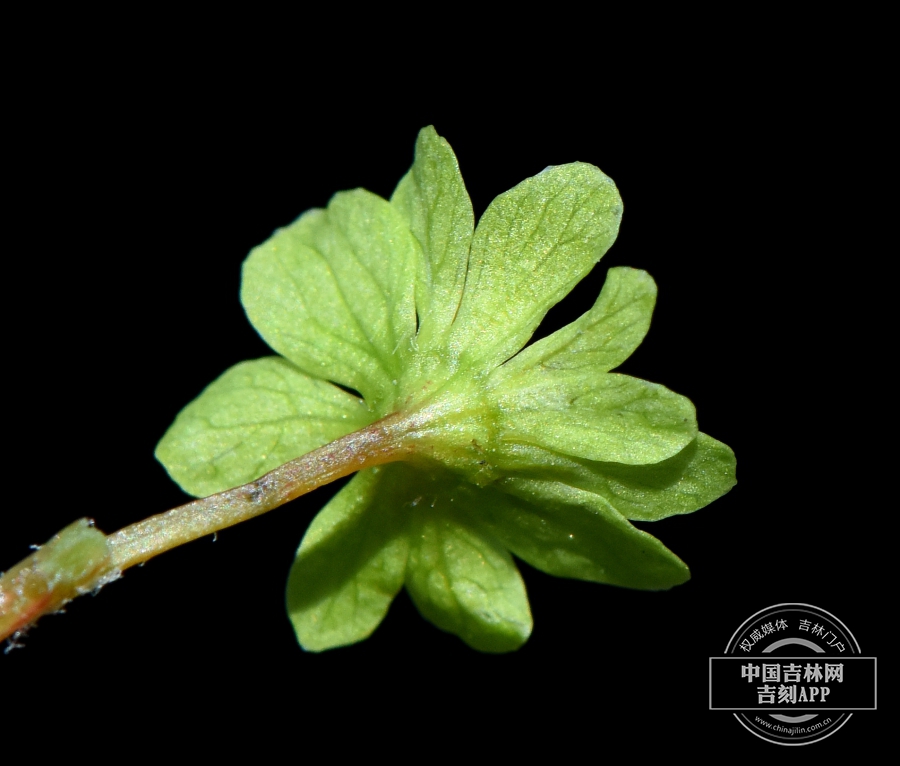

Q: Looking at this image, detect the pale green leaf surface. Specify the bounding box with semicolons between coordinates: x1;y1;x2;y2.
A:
286;466;409;652
391;126;474;354
493;370;697;465
498;433;736;521
155;357;371;497
447;163;623;371
241;189;418;409
486;478;690;590
405;481;532;653
504;266;657;374
153;128;735;653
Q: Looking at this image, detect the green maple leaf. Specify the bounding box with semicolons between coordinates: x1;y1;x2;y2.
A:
155;127;736;652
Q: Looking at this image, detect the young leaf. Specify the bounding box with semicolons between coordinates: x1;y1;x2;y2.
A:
404;482;533;653
503;266;657;374
446;163;623;373
391;126;474;357
483;478;690;590
498;434;737;522
152;126;735;653
286;466;409;652
492;369;697;465
241;189;419;410
156;357;371;498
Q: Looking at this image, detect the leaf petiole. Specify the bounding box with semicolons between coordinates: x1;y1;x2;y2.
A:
0;412;416;643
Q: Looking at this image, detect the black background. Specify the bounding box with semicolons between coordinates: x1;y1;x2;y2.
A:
1;57;885;755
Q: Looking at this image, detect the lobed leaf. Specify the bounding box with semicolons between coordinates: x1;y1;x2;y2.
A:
155;357;371;497
497;433;736;521
286;466;409;652
447;163;623;372
484;479;691;590
405;474;532;653
391;126;474;356
152;127;737;654
241;189;419;410
504;266;657;374
492;370;697;465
